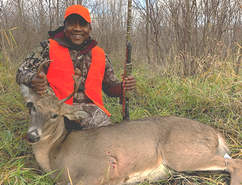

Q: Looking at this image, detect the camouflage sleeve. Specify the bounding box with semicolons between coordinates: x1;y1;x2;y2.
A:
102;54;123;97
16;40;50;86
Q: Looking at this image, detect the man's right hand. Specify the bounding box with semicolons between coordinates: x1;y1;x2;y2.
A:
31;71;47;95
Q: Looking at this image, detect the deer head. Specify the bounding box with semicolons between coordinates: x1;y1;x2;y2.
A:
20;60;90;143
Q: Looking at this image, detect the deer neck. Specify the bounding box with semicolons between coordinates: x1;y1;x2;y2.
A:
32;118;67;173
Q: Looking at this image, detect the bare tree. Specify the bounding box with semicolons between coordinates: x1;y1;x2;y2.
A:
1;0;240;77
133;0;241;75
146;0;150;64
56;0;60;26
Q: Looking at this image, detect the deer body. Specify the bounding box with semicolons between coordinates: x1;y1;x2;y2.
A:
20;79;242;185
30;112;238;185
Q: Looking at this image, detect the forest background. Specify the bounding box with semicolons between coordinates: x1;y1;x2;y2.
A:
0;0;242;184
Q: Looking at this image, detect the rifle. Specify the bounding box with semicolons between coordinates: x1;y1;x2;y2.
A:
122;0;132;121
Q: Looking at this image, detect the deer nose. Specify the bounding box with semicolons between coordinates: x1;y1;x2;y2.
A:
27;130;40;143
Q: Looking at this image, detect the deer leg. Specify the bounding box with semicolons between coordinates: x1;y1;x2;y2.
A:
165;154;242;185
165;154;228;172
225;159;242;185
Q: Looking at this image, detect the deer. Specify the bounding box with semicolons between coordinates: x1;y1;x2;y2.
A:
20;61;242;185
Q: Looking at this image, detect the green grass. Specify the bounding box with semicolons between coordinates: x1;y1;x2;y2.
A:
0;56;241;184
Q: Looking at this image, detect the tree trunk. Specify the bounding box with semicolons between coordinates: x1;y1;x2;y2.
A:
56;0;59;27
146;0;150;64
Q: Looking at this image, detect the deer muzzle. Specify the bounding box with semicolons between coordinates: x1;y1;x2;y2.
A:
27;130;40;143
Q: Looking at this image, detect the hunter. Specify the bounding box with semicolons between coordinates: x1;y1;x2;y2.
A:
16;4;136;129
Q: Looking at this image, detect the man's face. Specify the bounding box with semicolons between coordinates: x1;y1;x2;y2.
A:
64;15;92;46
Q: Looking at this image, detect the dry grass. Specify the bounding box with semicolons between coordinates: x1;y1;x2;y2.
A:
0;33;241;184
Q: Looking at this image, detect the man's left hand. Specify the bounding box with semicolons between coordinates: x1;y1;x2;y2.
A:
122;75;136;90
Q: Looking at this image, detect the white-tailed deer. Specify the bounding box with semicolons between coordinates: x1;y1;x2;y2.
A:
20;62;242;185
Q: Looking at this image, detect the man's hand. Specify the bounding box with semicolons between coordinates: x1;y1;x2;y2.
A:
31;71;47;95
122;75;136;90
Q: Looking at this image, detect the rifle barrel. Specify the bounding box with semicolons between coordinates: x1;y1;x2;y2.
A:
122;0;133;121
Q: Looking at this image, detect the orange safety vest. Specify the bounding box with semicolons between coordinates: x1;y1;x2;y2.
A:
47;39;111;117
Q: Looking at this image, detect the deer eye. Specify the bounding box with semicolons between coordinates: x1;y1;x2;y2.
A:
52;114;58;119
27;102;33;108
27;102;35;114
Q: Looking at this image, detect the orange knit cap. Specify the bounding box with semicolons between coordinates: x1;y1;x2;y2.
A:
64;5;91;23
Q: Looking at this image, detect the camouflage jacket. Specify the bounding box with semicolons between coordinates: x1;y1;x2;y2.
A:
16;26;123;104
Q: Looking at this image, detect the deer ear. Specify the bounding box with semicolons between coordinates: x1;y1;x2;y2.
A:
61;103;90;120
20;84;39;103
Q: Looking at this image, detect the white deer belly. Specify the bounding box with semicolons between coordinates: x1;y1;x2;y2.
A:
124;163;168;184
